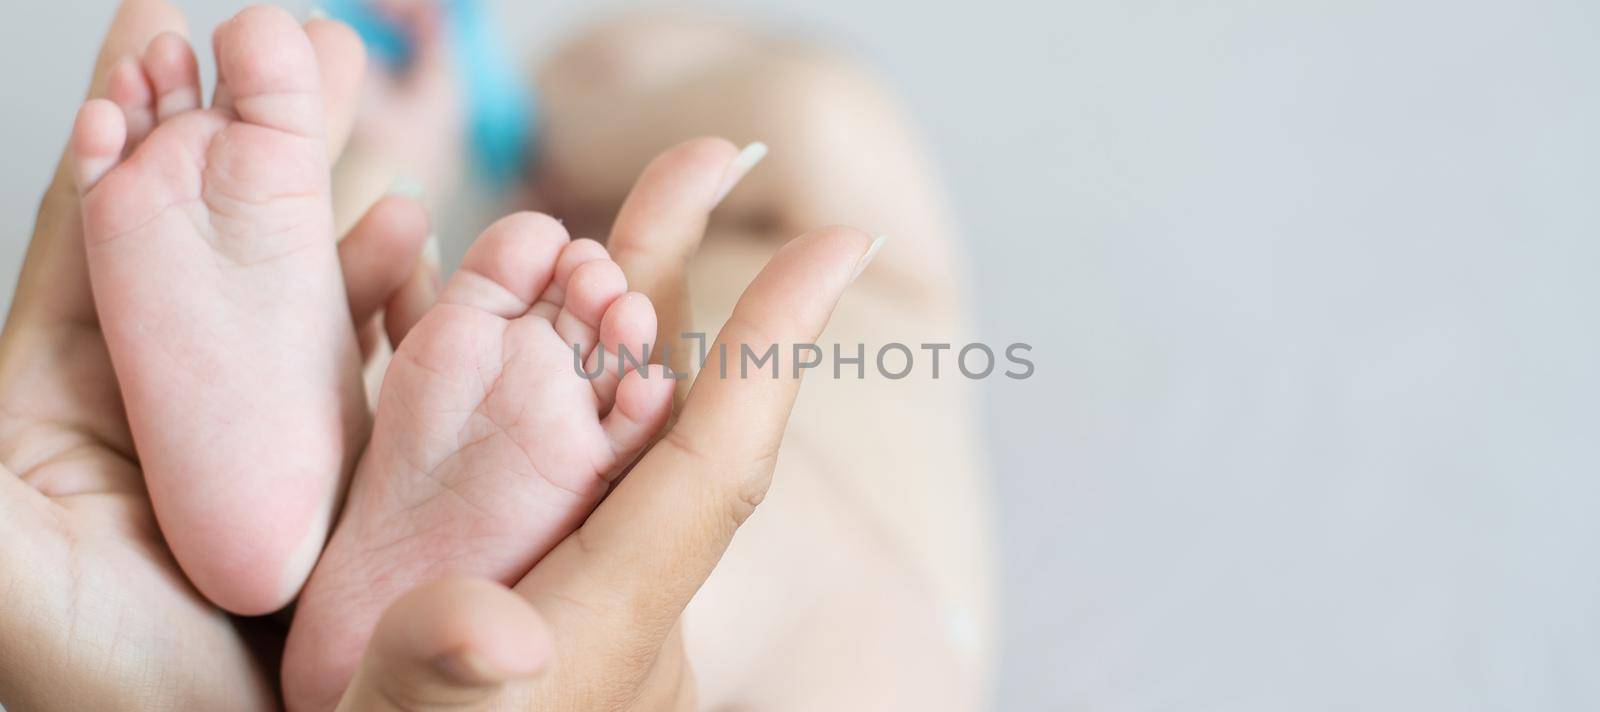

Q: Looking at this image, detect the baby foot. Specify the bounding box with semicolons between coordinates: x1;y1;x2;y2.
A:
69;7;363;615
282;212;674;711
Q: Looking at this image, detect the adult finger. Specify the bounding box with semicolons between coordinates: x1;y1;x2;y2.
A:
9;0;187;327
339;195;430;326
337;578;552;712
607;137;763;399
384;256;441;349
518;226;882;650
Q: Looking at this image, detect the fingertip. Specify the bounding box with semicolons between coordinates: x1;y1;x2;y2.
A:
796;224;877;256
850;234;888;283
669;223;874;472
659;136;743;189
376;578;551;685
644;136;743;208
348;578;551;708
361;194;432;243
776;224;878;291
609;136;741;261
384;262;438;348
713;140;767;205
340;195;432;324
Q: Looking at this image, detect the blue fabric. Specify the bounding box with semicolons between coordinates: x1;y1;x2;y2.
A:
322;0;536;186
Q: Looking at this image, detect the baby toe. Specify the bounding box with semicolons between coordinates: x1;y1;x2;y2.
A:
530;238;609;321
601;364;676;476
142;32;200;121
554;259;627;359
584;291;659;414
104;56;155;149
213;5;322;137
441;212;569;318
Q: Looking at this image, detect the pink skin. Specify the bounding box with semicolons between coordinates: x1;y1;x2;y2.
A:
69;6;363;615
283;213;674;712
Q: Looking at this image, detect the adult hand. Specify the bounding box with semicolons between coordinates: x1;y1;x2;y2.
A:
337;138;881;710
0;3;431;708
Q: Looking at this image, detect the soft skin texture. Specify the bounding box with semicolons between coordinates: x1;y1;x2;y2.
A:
0;2;431;709
533;16;993;708
335;225;883;711
2;4;982;711
334;15;993;698
283;214;674;712
69;5;366;615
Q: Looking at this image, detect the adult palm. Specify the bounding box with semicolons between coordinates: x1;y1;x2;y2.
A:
0;3;421;709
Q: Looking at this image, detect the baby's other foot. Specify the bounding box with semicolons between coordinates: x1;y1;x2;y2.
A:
282;212;674;712
69;6;363;615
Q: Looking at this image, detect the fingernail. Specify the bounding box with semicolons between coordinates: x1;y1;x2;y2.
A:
421;234;443;290
307;5;329;21
388;175;425;201
850;235;888;283
421;234;441;272
712;141;768;206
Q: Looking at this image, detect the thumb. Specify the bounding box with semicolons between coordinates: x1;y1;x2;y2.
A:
337;578;552;712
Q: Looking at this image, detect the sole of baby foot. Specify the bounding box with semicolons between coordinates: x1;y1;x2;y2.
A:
282;212;673;711
70;6;363;615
